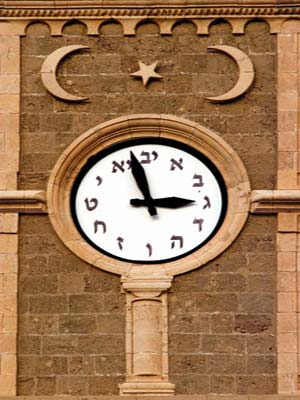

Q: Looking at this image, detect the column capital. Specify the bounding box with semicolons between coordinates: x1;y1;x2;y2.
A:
121;276;173;298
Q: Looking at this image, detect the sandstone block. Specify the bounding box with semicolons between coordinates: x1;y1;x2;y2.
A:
30;295;68;314
234;314;273;334
68;294;104;313
35;376;56;395
57;375;88;395
201;334;245;354
236;375;277;394
59;315;96;334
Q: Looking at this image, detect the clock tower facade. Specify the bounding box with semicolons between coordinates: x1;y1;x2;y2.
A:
0;1;298;398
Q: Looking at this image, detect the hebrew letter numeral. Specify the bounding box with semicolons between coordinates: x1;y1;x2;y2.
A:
193;218;204;232
170;158;183;171
84;197;98;211
193;174;204;187
203;196;211;209
94;220;106;234
112;160;125;173
140;151;151;164
152;151;158;161
171;235;183;249
96;176;102;186
117;237;124;250
146;243;153;257
140;151;159;164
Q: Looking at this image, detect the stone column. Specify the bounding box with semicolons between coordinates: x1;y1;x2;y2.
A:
0;22;20;395
277;19;300;394
119;275;175;395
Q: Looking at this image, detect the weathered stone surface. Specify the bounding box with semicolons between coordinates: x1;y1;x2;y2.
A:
169;355;207;374
88;376;123;395
96;314;125;333
68;294;105;314
18;315;58;335
59;315;97;334
210;376;236;394
18;336;41;355
18;355;68;377
234;314;274;334
35;377;56;395
68;356;95;375
56;375;88;395
206;355;246;375
236;375;277;394
77;335;124;355
210;313;234;334
201;335;245;354
169;312;210;334
19;275;58;294
95;354;125;375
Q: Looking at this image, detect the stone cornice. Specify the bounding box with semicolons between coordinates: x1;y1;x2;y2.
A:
1;0;300;18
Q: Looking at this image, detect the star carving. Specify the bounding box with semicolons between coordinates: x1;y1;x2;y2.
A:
130;61;162;87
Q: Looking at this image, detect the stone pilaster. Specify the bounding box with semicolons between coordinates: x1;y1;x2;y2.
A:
277;19;300;394
0;22;20;395
119;275;175;395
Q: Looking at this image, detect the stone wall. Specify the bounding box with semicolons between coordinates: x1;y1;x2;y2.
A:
169;214;277;394
18;19;277;395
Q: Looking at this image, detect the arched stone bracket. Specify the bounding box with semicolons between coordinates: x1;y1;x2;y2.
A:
3;15;294;37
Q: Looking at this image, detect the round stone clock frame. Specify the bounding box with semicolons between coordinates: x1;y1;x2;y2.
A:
47;114;250;395
47;114;250;277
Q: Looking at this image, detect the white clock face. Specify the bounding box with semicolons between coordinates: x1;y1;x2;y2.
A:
71;138;227;264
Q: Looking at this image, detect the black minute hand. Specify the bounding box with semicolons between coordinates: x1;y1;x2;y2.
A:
130;197;195;209
130;151;157;216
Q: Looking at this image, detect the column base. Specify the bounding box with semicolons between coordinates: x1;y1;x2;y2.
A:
119;381;175;396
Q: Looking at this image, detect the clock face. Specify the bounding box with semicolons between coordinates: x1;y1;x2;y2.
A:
71;137;227;264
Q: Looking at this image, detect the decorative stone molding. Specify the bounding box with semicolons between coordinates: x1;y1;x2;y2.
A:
3;17;290;37
47;114;250;278
204;45;255;102
0;190;47;214
2;0;300;18
0;8;295;37
251;190;300;213
41;45;90;102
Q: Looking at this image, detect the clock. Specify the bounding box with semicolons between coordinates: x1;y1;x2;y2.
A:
70;137;227;264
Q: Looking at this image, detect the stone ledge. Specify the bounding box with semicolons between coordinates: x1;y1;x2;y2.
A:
0;396;300;400
0;190;47;213
3;0;300;7
251;190;300;213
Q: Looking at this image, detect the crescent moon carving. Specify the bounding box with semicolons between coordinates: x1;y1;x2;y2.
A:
41;45;90;102
205;45;255;102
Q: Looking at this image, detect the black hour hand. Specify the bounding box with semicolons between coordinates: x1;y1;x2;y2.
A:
130;151;157;216
130;196;195;209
